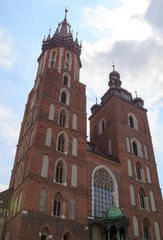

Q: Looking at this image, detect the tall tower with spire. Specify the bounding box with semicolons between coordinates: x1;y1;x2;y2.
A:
0;12;162;240
0;10;88;240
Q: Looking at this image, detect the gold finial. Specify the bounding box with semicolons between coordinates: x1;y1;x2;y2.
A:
65;7;68;19
49;28;51;35
76;32;78;39
65;7;68;13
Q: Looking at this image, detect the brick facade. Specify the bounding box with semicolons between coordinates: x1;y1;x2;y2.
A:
0;13;162;240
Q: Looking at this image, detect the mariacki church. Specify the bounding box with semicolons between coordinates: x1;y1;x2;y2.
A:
0;10;162;240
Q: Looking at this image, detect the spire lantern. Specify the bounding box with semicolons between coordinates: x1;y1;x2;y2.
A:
108;65;122;88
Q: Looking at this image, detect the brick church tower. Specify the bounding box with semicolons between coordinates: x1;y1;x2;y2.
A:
0;11;162;240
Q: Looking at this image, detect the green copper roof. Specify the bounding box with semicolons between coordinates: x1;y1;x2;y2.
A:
103;204;124;219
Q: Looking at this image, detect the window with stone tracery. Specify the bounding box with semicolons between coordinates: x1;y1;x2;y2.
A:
94;168;113;217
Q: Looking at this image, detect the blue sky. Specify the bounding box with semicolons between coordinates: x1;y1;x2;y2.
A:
0;0;163;193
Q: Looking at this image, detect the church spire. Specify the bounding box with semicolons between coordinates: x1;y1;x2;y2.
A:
41;9;82;56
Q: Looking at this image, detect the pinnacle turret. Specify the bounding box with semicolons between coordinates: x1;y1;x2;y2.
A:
41;9;81;56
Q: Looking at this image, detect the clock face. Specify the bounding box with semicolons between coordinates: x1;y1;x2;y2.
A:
0;208;3;214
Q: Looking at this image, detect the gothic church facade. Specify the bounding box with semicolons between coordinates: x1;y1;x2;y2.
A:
0;11;162;240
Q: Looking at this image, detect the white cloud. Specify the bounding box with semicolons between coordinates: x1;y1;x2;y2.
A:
0;184;8;193
0;27;17;68
0;105;20;153
82;0;152;41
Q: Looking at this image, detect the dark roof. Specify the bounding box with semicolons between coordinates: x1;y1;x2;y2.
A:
87;142;120;163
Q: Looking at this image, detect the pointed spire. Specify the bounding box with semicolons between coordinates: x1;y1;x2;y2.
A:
64;7;68;21
112;62;115;71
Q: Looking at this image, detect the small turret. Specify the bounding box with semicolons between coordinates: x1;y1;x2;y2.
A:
108;64;122;87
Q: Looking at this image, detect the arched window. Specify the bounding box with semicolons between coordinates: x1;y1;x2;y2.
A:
154;221;161;240
39;188;47;212
139;189;148;210
51;61;54;68
52;51;56;59
133;142;138;156
93;168;114;217
71;164;77;187
61;92;66;104
66;53;69;61
72;138;77;156
136;162;144;181
56;162;63;183
54;158;67;185
143;219;151;240
133;215;139;237
65;63;68;69
127;159;132;177
57;132;68;154
150;191;156;212
53;194;61;217
45;128;52;147
63;234;69;240
59;109;66;127
99;118;106;134
131;138;142;157
58;134;64;152
72;114;77;130
48;104;55;121
128;113;138;130
41;155;49;178
40;228;48;240
129;115;134;128
69;197;76;220
60;89;70;105
130;184;136;206
63;76;68;86
139;189;145;209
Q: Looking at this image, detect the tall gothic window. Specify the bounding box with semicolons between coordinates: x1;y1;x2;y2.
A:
53;194;61;217
59;109;66;127
61;92;66;104
129;116;134;128
132;142;138;156
52;51;56;59
143;219;151;240
58;134;64;152
51;61;54;68
94;168;113;217
139;189;146;209
56;162;63;183
63;76;68;86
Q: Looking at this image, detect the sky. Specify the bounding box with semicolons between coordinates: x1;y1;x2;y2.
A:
0;0;163;193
